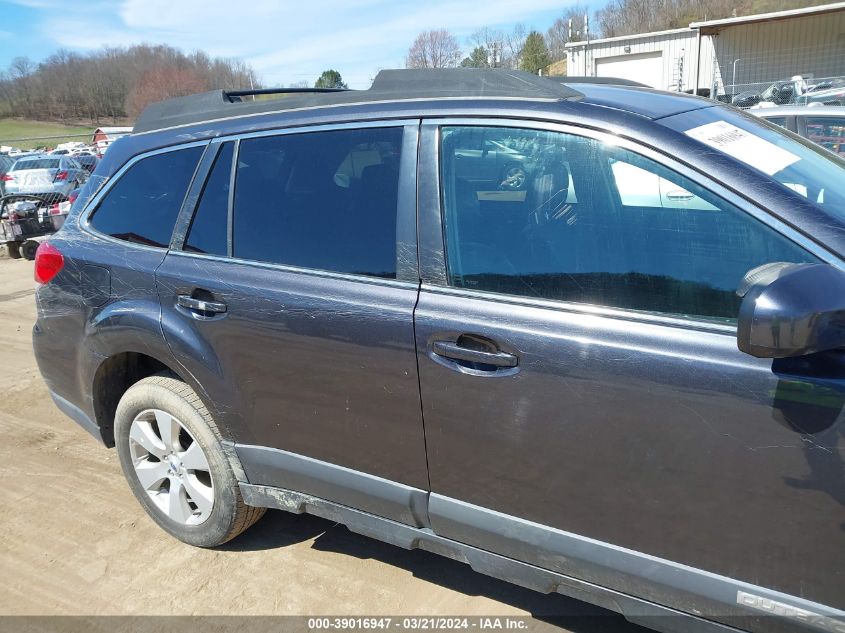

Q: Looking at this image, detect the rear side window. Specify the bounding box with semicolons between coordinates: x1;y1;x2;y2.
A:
185;142;233;255
14;159;60;170
89;146;203;248
232;127;402;278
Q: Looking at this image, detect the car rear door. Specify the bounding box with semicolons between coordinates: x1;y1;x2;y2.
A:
156;121;429;526
415;119;845;628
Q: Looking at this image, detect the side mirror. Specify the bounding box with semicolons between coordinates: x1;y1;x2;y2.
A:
737;262;845;358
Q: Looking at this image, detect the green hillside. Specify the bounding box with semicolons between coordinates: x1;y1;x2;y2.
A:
0;119;94;150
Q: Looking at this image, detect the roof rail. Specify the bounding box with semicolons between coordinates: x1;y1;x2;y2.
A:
226;87;349;101
134;68;583;134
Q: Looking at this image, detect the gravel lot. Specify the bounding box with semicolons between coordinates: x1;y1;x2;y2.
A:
0;256;639;632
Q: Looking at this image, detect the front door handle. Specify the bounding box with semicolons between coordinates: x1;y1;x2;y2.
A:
432;341;518;368
666;189;695;201
177;294;227;314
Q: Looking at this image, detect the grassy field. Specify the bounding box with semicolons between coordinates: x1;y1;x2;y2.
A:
0;118;94;150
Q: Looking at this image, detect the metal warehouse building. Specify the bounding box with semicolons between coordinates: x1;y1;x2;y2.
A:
565;2;845;99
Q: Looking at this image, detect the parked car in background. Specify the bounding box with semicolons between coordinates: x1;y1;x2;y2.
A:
798;78;845;106
753;106;845;156
730;75;844;109
0;154;15;196
4;154;88;200
74;153;99;174
732;76;809;108
451;128;533;191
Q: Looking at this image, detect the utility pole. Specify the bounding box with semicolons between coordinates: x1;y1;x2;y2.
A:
584;13;590;76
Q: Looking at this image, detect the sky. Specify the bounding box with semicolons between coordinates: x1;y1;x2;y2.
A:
0;0;592;89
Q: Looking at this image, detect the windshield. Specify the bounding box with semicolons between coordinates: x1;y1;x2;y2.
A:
759;83;780;100
13;158;60;171
660;106;845;222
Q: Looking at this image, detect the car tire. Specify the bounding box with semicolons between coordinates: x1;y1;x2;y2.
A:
20;240;38;261
114;374;265;547
5;242;22;259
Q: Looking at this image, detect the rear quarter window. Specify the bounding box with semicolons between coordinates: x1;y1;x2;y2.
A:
14;159;60;170
88;146;203;248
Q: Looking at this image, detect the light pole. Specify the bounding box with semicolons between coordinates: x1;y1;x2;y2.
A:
732;58;742;95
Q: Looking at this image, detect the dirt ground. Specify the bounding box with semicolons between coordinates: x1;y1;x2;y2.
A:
0;256;638;632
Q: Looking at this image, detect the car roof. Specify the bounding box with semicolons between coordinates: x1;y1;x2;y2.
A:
751;105;845;117
12;154;53;162
134;69;581;133
133;68;714;135
566;82;712;119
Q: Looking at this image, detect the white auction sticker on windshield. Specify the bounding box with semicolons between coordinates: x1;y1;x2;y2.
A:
684;120;800;176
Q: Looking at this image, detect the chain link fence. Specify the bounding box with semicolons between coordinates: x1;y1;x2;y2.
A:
701;29;845;108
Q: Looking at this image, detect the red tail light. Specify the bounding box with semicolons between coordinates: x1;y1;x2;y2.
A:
69;191;79;204
48;203;61;215
1;174;13;181
34;242;64;284
54;170;69;181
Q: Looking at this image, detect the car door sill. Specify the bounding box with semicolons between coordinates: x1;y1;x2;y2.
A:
240;481;742;633
235;443;430;527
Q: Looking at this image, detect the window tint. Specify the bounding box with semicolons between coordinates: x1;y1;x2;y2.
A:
185;142;232;255
14;158;60;170
90;146;203;248
805;117;845;157
233;127;401;278
440;126;817;320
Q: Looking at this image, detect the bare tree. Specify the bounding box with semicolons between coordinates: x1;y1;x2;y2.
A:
595;0;744;38
503;24;528;69
126;67;208;117
406;29;462;69
9;56;34;80
469;27;506;67
0;44;260;123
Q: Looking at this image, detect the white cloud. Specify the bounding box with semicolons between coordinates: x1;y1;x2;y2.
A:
35;0;575;88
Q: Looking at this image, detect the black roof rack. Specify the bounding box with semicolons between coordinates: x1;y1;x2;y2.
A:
133;68;583;133
226;87;349;100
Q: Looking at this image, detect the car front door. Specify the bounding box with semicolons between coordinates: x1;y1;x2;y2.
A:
156;122;429;526
415;120;845;628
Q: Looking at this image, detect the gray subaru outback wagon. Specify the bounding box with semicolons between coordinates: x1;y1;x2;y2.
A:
33;69;845;633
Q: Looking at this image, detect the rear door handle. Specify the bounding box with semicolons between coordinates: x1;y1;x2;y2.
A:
432;341;518;368
177;294;227;314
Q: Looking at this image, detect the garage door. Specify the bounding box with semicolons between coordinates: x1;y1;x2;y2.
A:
595;52;664;89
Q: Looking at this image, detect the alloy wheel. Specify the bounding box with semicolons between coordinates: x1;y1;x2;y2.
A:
128;409;214;525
